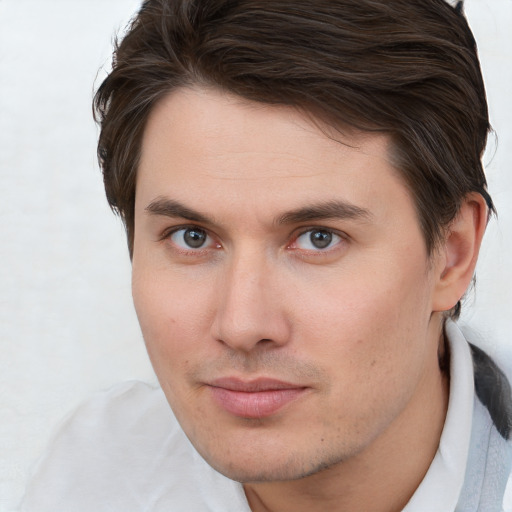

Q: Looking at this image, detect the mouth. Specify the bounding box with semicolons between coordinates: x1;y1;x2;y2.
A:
207;377;308;419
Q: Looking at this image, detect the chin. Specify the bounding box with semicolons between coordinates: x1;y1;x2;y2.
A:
196;438;347;483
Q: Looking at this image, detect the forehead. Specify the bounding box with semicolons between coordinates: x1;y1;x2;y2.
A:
136;87;417;230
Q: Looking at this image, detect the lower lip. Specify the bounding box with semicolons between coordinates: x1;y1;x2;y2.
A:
209;386;306;419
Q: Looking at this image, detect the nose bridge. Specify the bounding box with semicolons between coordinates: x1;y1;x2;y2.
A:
212;244;288;351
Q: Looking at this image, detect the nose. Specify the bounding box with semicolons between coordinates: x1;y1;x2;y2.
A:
211;249;291;353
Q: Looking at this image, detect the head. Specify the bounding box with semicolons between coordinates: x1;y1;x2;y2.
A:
94;0;493;487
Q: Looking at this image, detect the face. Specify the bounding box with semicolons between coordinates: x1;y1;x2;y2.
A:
132;87;444;482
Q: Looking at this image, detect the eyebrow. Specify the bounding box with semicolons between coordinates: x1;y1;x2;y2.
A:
145;197;211;224
145;197;372;226
276;200;372;225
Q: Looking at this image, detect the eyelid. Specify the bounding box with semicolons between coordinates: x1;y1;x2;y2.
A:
160;224;222;252
288;226;348;252
158;223;347;255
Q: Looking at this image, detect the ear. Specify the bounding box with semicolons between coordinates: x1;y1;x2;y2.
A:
432;192;489;312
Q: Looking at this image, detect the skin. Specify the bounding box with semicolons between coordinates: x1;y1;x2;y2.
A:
131;87;487;512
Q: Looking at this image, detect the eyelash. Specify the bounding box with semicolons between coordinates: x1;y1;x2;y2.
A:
159;225;221;255
160;225;347;257
288;228;346;254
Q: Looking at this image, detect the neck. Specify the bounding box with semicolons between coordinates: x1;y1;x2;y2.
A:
244;324;450;512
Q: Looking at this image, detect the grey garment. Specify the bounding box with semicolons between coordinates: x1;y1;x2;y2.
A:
471;344;512;440
456;345;512;512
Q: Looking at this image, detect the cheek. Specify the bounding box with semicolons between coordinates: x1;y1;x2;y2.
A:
296;252;434;384
131;264;214;375
289;267;434;444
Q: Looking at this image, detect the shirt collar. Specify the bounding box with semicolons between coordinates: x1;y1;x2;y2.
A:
403;320;475;512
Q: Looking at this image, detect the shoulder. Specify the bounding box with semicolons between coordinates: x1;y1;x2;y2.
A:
35;380;183;464
21;381;249;512
452;323;512;512
58;379;181;442
20;381;191;511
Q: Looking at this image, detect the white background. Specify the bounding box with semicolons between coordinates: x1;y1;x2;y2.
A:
0;1;511;510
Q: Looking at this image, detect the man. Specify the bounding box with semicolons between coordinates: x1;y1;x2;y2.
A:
22;0;512;510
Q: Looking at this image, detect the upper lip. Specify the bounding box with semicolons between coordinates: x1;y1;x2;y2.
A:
208;377;305;392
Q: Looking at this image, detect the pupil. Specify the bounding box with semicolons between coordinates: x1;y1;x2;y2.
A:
310;230;332;249
184;228;206;248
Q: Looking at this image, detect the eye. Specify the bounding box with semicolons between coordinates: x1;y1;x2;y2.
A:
169;227;215;250
293;229;343;251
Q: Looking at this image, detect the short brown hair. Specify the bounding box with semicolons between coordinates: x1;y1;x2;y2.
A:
94;0;494;315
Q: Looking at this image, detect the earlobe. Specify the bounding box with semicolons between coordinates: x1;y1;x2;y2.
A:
432;193;489;312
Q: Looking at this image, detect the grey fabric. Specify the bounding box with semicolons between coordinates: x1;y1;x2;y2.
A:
470;343;512;440
456;346;512;511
